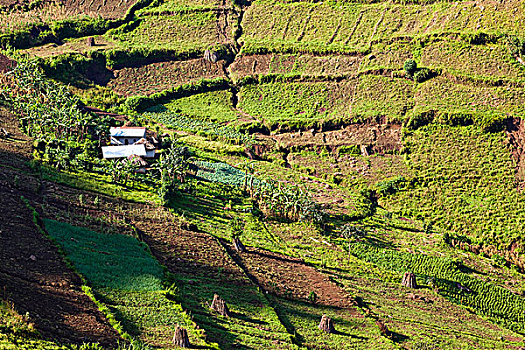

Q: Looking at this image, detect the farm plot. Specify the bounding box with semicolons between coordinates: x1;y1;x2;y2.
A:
335;274;524;349
0;109;120;348
241;2;373;54
358;40;414;72
137;0;232;15
377;1;525;40
413;76;525;121
383;124;525;250
0;0;138;33
163;90;239;123
38;174;297;349
352;75;415;122
229;53;362;81
242;1;525;56
271;297;395;350
108;58;227;97
420;39;525;82
109;11;235;52
43;219;209;348
141;226;297;350
23;36;117;59
237;80;357;130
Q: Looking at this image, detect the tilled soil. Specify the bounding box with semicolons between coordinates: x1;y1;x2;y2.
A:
228;245;358;311
270;117;402;153
229;53;362;80
0;109;120;347
0;53;15;72
506;117;525;191
108;58;227;97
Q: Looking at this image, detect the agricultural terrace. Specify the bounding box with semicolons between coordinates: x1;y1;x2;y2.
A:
229;54;362;81
136;0;232;14
0;0;138;33
241;1;525;54
384;125;525;252
413;77;525;123
162;90;239;123
237;80;357;130
109;11;235;52
108;58;227;97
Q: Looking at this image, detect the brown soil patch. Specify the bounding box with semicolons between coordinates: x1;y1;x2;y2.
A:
229;246;358;311
107;58;227;97
23;36;116;59
230;53;362;80
0;0;137;33
0;109;120;347
0;53;15;72
506;117;525;191
270;118;402;153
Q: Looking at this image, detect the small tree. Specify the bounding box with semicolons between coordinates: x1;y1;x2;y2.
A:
230;217;246;252
404;59;417;77
342;224;366;253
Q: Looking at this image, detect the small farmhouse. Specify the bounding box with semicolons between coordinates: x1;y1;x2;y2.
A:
101;144;154;159
102;127;156;160
110;127;147;145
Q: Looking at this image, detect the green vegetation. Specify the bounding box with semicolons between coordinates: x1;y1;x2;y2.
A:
347;241;525;333
4;0;525;348
238;81;353;130
164;90;239;124
385;125;525;251
353;75;414;121
43;219;164;291
109;12;233;52
43;219;209;348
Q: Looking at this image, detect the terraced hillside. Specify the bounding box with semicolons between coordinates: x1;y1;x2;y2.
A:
1;0;525;349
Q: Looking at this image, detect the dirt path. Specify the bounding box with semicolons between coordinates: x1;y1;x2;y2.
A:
0;109;120;347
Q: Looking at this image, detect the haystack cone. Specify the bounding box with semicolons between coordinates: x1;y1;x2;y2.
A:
233;238;246;253
376;320;390;337
318;314;335;333
211;294;230;317
173;325;190;348
401;272;417;288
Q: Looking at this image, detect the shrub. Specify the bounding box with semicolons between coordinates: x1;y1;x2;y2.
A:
338;145;361;156
413;68;433;83
308;291;317;304
374;176;406;196
403;59;417;77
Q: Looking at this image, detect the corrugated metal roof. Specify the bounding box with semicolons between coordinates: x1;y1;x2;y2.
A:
102;145;146;159
110;127;146;138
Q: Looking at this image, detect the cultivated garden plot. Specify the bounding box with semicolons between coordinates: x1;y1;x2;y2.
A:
108;58;227;97
229;53;362;81
413;76;525;124
109;11;235;52
136;0;232;14
242;0;525;55
0;0;138;33
420;39;525;82
163;90;239;124
237;80;357;130
43;219;210;348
